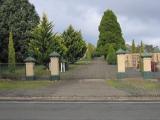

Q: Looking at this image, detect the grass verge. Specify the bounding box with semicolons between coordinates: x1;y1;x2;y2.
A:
107;79;160;96
75;60;91;65
0;80;53;90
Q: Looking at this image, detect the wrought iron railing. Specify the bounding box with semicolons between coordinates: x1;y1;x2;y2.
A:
0;63;26;80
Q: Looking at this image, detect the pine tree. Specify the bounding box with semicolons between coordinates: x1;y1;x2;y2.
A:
97;10;125;56
107;44;116;65
131;40;136;53
8;32;16;72
140;41;144;53
28;14;67;66
0;0;39;62
62;25;87;63
139;41;144;71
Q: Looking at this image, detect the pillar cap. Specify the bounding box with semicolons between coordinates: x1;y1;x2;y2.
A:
116;49;126;55
24;57;36;63
49;51;60;57
141;52;152;58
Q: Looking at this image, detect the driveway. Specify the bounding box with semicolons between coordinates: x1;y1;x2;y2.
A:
61;57;117;80
0;58;128;98
50;79;128;97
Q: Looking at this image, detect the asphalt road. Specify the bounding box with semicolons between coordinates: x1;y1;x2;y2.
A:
0;102;160;120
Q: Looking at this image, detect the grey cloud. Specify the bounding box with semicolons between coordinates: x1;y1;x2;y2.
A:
30;0;160;46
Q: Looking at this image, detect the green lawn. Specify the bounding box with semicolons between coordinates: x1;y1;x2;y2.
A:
0;80;53;90
75;60;91;65
107;79;160;96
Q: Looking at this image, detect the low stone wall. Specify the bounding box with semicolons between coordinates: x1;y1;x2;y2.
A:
117;49;160;79
125;53;160;68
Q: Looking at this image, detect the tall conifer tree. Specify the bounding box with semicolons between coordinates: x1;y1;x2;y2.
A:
131;40;136;53
140;41;144;53
8;32;16;72
97;10;125;56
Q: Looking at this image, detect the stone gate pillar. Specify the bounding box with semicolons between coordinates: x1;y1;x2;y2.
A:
24;57;36;80
116;49;126;79
49;52;60;81
141;52;152;79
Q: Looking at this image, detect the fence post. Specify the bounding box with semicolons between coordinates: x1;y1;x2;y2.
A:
24;57;36;80
49;52;60;81
61;58;66;73
141;52;152;79
116;49;126;79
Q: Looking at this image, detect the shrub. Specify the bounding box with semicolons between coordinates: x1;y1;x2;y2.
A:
107;44;116;65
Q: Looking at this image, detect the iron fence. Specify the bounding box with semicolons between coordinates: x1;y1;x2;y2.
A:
0;63;26;80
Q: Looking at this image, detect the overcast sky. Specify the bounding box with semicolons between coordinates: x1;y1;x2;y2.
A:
29;0;160;46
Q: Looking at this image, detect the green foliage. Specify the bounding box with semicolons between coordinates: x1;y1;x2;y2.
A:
27;14;67;66
104;44;110;59
131;40;136;53
140;41;144;53
97;10;125;56
93;50;102;57
85;43;96;60
107;44;116;65
8;32;16;72
62;25;87;63
0;0;39;62
96;44;109;59
0;80;52;90
145;45;155;52
52;35;68;58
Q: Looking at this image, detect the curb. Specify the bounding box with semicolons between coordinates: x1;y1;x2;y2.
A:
0;96;160;102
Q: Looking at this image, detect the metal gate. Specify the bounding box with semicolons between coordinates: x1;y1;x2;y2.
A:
34;64;51;80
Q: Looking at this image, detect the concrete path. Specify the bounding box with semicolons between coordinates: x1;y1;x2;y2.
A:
0;102;160;120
